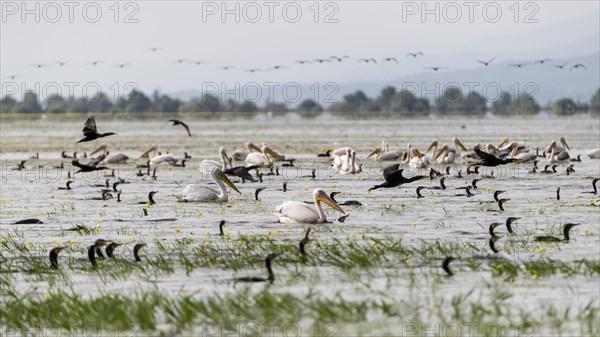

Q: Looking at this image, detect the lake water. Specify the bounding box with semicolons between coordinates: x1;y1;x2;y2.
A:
1;114;599;336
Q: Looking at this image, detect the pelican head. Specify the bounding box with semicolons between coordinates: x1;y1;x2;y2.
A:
498;137;510;150
410;147;424;159
215;169;241;194
140;144;158;158
560;137;570;151
367;147;382;159
453;137;469;151
263;146;284;160
426;139;439;153
433;144;449;160
219;147;232;168
90;143;108;156
314;188;345;214
246;142;261;153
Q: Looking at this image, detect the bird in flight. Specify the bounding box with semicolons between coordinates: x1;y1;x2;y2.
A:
168;119;192;137
358;58;377;63
477;58;495;66
553;62;569;69
88;60;103;66
406;52;424;58
76;116;117;143
55;60;69;66
383;57;398;63
31;64;48;69
245;68;262;73
173;59;189;64
115;63;131;69
509;63;528;68
535;59;552;64
5;74;21;80
219;66;236;70
269;65;288;70
330;55;349;62
190;60;205;66
295;60;312;64
570;64;587;71
425;66;448;71
148;47;164;52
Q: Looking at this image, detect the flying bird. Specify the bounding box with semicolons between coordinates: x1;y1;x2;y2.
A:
553;62;569;69
477;58;495;66
167;119;191;137
570;64;587;71
55;60;69;66
31;64;48;69
383;57;398;63
509;63;528;68
358;58;377;63
425;66;448;71
219;66;236;70
406;52;424;58
76;116;117;143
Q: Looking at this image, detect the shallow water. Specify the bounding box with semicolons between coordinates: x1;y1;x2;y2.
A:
1;114;599;336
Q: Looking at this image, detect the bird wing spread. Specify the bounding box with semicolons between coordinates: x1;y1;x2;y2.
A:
82;116;97;135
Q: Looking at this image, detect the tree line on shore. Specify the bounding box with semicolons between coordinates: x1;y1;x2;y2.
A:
1;87;599;116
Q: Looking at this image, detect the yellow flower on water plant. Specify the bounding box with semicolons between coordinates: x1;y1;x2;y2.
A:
584;228;590;235
175;228;181;233
97;219;102;223
350;232;357;237
536;247;543;254
273;231;278;236
1;199;6;205
487;187;493;192
250;226;255;229
129;236;133;241
305;185;309;190
146;202;151;208
411;222;417;227
247;233;251;237
495;264;501;270
51;239;55;243
95;227;101;233
205;231;210;235
44;292;51;299
286;225;291;229
197;212;203;216
69;239;75;245
532;274;538;280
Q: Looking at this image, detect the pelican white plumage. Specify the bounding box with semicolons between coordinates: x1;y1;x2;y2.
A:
333;148;351;170
245;145;273;168
90;143;129;164
340;150;360;174
331;143;352;157
200;147;232;173
140;144;178;166
175;167;241;202
433;144;457;164
367;141;403;161
508;142;537;163
408;147;429;169
232;142;262;161
275;188;345;223
548;141;570;163
544;137;570;156
587;148;600;159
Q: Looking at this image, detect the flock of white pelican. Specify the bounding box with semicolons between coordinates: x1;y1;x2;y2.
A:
61;117;600;224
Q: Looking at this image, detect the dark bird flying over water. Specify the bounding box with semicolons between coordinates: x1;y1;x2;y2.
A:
167;119;191;137
76;116;116;143
369;164;427;191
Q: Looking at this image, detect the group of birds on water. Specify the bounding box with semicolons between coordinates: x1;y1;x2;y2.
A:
8;115;600;281
6;50;589;81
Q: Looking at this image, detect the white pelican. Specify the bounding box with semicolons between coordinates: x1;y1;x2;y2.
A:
200;147;232;173
508;142;537;163
432;145;457;164
175;167;241;202
232;142;261;161
587;148;600;159
245;145;273;168
89;143;129;164
340;150;360;174
140;145;178;166
453;138;481;163
331;143;352;157
408;147;429;169
333;148;354;170
544;137;570;156
548;140;570;163
367;142;403;161
275;188;345;224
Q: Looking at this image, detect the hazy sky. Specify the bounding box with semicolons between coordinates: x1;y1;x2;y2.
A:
1;1;599;100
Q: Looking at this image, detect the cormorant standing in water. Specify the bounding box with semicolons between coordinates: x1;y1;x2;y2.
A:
233;254;279;284
49;246;67;269
88;239;108;267
535;223;580;242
